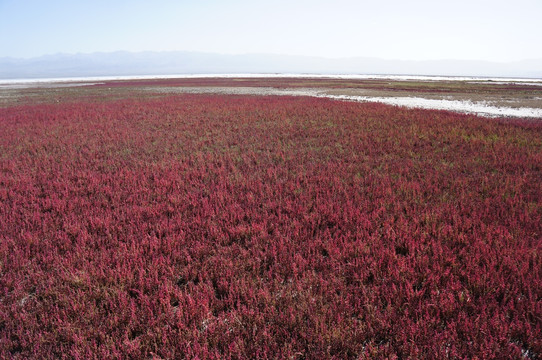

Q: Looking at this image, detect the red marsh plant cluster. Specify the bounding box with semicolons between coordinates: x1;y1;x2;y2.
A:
0;94;541;359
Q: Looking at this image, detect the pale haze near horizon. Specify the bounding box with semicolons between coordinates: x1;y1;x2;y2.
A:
1;0;541;62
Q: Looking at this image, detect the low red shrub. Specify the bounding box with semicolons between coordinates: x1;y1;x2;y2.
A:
0;95;540;359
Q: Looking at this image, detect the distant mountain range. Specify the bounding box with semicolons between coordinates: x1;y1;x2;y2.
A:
1;51;541;79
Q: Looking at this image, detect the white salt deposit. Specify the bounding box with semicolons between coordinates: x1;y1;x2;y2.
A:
147;86;542;119
320;94;542;118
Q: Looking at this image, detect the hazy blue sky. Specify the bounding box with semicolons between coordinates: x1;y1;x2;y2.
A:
1;0;541;61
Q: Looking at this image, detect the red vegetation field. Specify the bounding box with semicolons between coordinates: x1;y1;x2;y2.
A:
1;94;541;359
